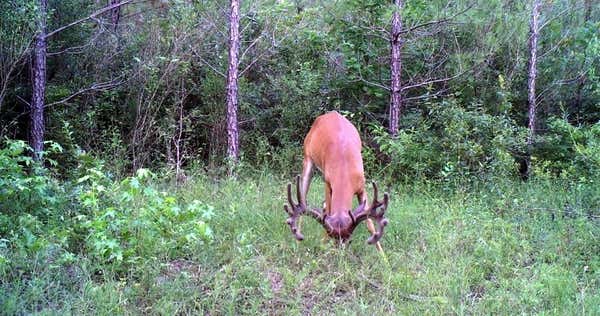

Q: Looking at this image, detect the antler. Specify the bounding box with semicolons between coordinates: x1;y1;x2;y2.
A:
284;175;325;240
350;182;389;244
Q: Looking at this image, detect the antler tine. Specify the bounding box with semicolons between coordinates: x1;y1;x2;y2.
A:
366;218;388;244
284;175;327;241
350;181;390;245
381;192;389;213
284;179;305;240
369;181;388;212
371;181;379;208
296;175;302;206
307;207;326;224
366;184;389;245
286;182;295;213
284;205;304;240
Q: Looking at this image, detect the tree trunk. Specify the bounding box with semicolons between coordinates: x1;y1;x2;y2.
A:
109;0;121;31
389;0;403;137
526;0;541;177
225;0;241;169
584;0;592;22
30;0;48;161
573;0;592;121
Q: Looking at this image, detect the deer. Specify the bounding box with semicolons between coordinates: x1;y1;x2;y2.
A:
284;111;389;251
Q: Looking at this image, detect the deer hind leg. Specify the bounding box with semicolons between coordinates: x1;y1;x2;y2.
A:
357;190;383;252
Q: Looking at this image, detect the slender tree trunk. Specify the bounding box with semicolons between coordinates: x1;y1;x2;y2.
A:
526;0;541;177
225;0;241;169
110;0;121;31
30;0;48;161
573;0;592;120
389;0;403;137
584;0;592;21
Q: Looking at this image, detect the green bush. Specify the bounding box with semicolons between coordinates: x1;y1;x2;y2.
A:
74;168;215;270
0;139;73;278
0;140;62;218
0;140;215;276
373;99;524;182
535;117;600;179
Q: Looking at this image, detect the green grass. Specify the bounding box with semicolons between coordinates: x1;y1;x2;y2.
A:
1;172;599;315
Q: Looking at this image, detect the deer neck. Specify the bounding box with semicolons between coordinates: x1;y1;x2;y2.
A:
328;175;355;216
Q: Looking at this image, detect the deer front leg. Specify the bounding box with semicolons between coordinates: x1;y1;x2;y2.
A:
358;190;383;252
300;158;314;208
297;158;315;241
320;181;333;244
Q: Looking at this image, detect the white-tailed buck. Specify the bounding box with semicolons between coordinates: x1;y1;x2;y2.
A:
284;111;389;250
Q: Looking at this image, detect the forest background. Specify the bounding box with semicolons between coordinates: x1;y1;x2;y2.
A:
1;0;599;314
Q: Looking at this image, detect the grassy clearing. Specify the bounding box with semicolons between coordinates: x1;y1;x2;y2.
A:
1;173;599;315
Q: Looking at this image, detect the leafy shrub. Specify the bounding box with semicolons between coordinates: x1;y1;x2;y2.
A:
75;168;214;269
534;117;600;179
0;140;63;218
0;139;215;275
0;139;74;276
373;99;524;181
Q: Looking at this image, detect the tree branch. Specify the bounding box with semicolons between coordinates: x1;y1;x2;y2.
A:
403;88;450;102
16;95;31;107
539;5;583;32
401;63;475;92
198;10;228;39
239;34;263;65
399;3;474;38
190;46;227;78
238;17;296;77
48;27;105;56
45;0;139;39
45;77;125;107
538;30;571;60
239;47;272;76
353;66;390;91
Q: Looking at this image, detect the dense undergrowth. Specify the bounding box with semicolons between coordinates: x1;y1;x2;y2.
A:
1;140;599;315
2;0;599;313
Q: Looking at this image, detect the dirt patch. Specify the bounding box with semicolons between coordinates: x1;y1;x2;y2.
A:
300;277;318;314
268;270;283;293
261;270;289;315
466;284;486;303
156;259;204;285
